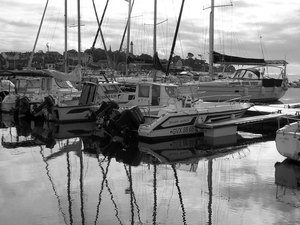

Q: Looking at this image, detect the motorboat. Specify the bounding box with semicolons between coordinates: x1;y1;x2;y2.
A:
138;96;252;140
39;80;195;123
0;79;15;102
0;67;81;115
38;78;136;123
275;119;300;161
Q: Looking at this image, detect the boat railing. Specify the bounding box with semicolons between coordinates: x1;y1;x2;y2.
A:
278;115;300;126
198;94;251;103
224;95;252;103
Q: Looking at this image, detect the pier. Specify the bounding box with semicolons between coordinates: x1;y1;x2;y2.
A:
196;104;300;138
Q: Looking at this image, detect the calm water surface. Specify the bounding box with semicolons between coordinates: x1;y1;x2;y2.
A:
0;89;300;225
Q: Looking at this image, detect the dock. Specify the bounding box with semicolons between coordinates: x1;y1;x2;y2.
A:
196;104;300;138
248;104;300;116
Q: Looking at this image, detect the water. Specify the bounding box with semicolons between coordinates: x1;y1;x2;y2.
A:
1;89;300;225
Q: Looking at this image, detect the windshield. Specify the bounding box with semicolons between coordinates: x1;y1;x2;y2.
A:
55;79;73;88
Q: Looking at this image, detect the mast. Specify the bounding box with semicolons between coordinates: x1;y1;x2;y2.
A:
209;0;214;76
207;0;233;77
125;0;132;76
166;0;185;76
64;0;68;72
28;0;49;68
153;0;157;56
77;0;81;65
91;0;111;67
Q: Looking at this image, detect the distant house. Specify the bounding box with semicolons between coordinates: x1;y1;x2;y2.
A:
2;52;23;69
67;51;91;65
0;53;8;69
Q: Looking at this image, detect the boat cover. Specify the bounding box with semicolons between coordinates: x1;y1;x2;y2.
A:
213;51;265;65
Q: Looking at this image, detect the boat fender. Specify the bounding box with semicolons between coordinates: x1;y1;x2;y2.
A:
244;87;248;95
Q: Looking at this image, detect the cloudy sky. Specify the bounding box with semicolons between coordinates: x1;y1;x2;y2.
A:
1;0;300;75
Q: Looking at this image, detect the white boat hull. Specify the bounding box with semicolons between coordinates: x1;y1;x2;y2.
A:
276;122;300;161
139;102;251;139
46;105;95;123
186;79;287;102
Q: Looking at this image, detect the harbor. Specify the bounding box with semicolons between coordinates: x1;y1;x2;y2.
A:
0;88;300;225
1;0;300;224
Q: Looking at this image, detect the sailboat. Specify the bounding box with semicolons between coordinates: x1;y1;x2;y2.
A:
184;0;289;103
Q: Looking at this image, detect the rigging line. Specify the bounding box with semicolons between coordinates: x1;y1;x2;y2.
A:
91;0;111;65
28;0;49;67
94;156;111;225
166;0;186;76
118;0;135;52
91;0;110;50
39;146;68;225
171;164;187;225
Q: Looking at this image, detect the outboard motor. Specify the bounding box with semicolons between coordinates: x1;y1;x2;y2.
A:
32;95;55;117
94;100;119;119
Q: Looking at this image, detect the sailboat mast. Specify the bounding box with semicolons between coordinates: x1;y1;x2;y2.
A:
92;0;111;67
153;0;157;56
77;0;81;65
64;0;68;72
126;0;132;76
208;0;232;76
28;0;49;68
166;0;185;76
209;0;214;76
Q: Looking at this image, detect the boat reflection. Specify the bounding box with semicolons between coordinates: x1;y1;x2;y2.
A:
0;115;274;225
275;159;300;207
139;132;266;166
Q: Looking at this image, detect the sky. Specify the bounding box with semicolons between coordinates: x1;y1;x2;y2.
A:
0;0;300;75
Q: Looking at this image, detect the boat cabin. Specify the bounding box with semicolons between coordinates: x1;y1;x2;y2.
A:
79;81;181;108
124;82;179;107
14;75;79;104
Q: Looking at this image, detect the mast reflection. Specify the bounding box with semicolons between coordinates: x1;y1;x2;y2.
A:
0;114;274;225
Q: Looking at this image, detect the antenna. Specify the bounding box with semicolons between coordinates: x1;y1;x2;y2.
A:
259;35;265;59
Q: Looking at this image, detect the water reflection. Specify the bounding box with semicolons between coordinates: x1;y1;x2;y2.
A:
0;115;278;225
275;159;300;207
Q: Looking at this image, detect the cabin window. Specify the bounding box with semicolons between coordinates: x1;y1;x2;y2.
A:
46;78;51;90
138;85;150;98
164;86;177;97
55;79;72;88
151;84;160;106
102;85;120;94
41;78;45;90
